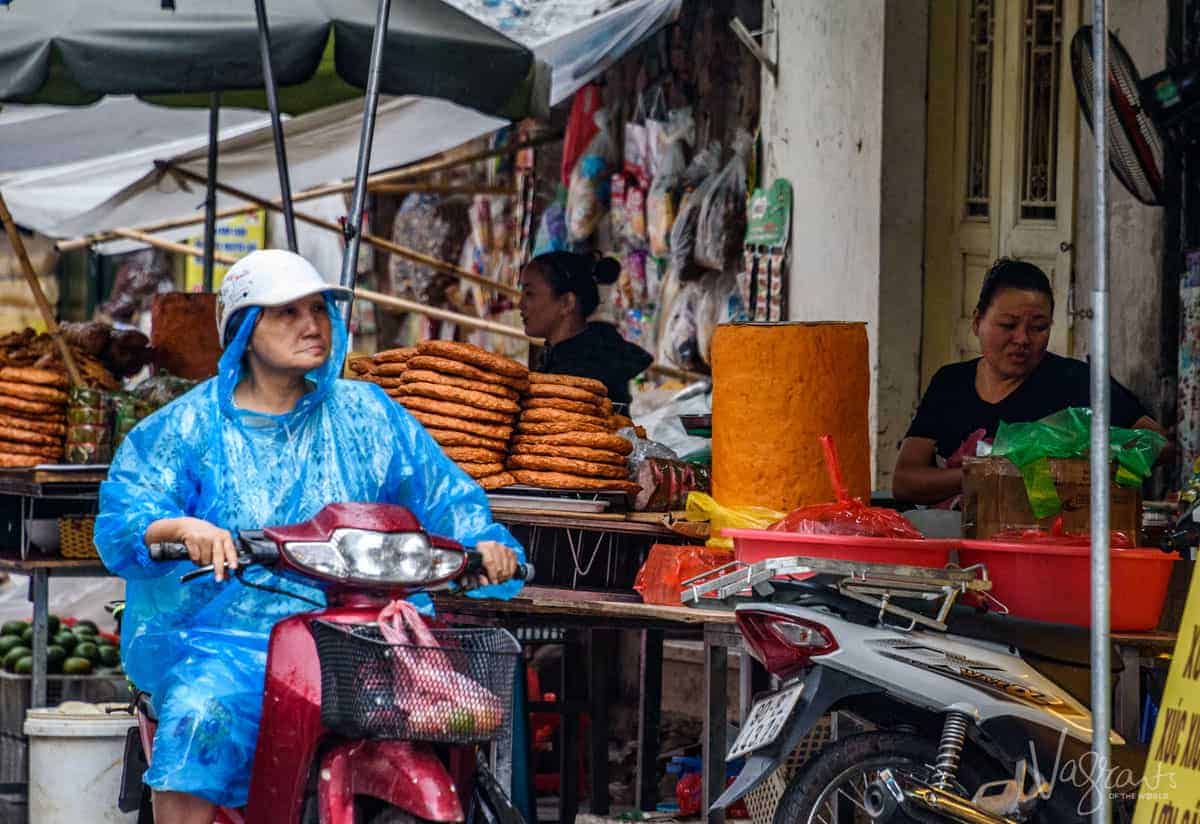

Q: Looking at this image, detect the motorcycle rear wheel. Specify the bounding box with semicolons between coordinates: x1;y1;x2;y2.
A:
773;731;981;824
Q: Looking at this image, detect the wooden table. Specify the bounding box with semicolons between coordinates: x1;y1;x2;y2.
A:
491;508;703;592
1112;631;1177;742
434;586;741;824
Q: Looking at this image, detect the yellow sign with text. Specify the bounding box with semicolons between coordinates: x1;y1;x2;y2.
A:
1133;568;1200;821
184;211;265;292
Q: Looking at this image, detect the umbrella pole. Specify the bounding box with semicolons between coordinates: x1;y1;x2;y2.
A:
253;0;298;252
0;194;84;388
1089;3;1112;822
203;91;221;292
339;0;394;319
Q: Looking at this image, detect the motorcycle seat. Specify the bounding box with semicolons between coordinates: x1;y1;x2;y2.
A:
945;607;1121;671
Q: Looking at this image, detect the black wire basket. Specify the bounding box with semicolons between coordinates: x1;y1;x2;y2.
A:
310;620;520;744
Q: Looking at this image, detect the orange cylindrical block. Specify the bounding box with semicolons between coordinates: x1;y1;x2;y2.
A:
711;322;870;511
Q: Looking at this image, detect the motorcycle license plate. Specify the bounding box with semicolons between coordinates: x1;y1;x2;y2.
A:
726;681;805;761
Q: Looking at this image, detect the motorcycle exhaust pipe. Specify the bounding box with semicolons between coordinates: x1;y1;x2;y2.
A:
865;770;1018;824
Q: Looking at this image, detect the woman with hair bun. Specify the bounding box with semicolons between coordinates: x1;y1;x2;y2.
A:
893;258;1166;505
518;251;652;406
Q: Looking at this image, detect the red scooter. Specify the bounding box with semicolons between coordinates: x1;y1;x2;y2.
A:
120;502;532;824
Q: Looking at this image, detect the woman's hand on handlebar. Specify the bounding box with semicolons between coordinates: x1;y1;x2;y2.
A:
475;541;519;586
146;517;239;582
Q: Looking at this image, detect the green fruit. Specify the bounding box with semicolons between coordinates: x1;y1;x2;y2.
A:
14;657;32;675
97;646;120;667
62;657;92;675
1;621;27;637
0;636;21;657
4;647;30;672
74;620;99;635
53;631;77;653
46;645;66;666
46;615;60;636
20;626;33;645
74;642;98;662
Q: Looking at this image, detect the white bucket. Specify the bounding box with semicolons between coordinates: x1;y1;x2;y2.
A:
23;702;136;824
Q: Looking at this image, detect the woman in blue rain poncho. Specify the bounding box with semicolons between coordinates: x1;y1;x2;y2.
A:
95;249;524;823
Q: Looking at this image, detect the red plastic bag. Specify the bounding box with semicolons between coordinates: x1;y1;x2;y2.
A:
634;543;732;605
769;436;925;539
561;83;603;187
377;599;504;738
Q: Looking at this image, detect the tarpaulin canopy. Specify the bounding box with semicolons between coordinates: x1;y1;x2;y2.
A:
0;0;548;120
1;0;680;240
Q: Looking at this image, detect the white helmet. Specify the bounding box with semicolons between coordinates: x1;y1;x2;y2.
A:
216;249;353;344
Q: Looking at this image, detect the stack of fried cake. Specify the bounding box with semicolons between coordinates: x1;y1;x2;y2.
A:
0;366;67;467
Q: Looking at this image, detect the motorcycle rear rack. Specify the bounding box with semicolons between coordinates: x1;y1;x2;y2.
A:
680;555;1004;632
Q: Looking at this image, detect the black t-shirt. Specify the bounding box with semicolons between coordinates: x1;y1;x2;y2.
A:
906;353;1148;461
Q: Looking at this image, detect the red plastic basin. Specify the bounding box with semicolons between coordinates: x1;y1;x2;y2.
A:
959;540;1179;631
724;528;957;568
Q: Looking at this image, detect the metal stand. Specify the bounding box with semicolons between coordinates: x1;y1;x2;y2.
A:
340;0;394;319
252;0;297;252
202;91;221;291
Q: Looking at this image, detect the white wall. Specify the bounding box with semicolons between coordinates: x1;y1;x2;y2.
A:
1073;0;1169;420
760;0;927;487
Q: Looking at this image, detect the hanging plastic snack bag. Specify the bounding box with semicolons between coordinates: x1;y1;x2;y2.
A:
534;197;568;256
644;86;670;178
625;181;648;248
624;93;652;188
567;108;617;242
696;130;753;272
697;271;745;367
626;249;649;305
646;107;695;256
667;142;723;283
610;173;629;240
658;280;704;373
560;83;603;187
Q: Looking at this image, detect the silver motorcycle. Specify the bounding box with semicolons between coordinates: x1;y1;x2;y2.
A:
685;556;1149;823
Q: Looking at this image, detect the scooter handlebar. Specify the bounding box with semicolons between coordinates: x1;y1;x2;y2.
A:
464;550;534;583
149;542;190;562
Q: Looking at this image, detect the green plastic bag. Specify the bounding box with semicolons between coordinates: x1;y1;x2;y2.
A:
990;407;1166;519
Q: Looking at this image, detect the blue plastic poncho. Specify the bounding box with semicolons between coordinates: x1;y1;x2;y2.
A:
95;295;524;807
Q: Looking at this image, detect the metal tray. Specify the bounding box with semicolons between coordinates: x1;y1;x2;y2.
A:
486;493;610;513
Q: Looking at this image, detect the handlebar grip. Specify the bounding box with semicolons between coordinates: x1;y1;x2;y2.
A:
149;542;190;562
464;550;534;582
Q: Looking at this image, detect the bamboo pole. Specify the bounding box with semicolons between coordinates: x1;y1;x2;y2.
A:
163;164;520;298
0;193;84;387
112;229;240;266
353;287;708;383
367;183;518;196
56;203;262;253
54;131;562;253
356;287;540;342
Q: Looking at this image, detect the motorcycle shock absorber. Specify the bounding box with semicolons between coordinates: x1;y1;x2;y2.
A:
932;711;972;791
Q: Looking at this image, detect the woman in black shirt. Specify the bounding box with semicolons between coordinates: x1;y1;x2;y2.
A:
893;259;1164;504
518;252;652;406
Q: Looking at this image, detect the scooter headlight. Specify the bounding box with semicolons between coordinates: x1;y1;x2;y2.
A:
283;528;465;585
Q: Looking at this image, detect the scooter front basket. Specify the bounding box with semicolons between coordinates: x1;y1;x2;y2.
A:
309;621;520;744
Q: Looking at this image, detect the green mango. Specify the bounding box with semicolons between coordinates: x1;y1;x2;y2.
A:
53;631;77;653
20;626;33;645
46;645;66;667
74;642;99;662
1;621;27;637
73;620;99;636
0;636;22;657
14;657;32;675
62;657;92;675
46;615;60;636
97;646;120;667
4;647;30;672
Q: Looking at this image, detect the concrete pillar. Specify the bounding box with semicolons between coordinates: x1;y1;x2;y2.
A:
760;0;927;487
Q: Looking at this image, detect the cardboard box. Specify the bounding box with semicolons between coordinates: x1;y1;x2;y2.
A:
961;456;1141;540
